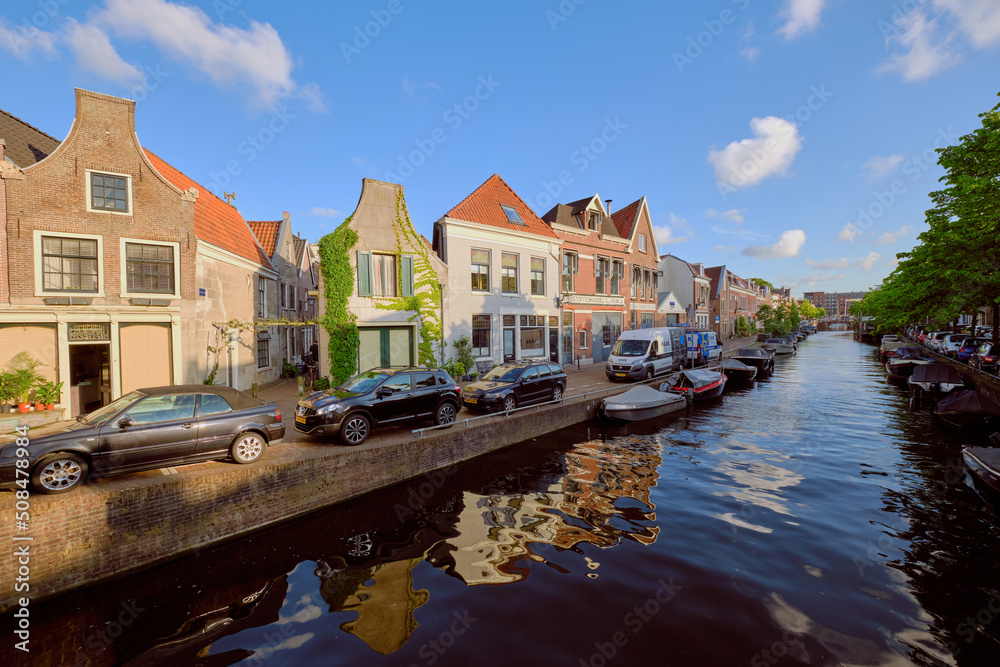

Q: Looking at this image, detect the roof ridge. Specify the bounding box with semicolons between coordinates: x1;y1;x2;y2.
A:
445;173;499;218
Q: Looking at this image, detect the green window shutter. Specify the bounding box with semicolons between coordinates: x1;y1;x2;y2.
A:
401;255;414;297
357;251;372;296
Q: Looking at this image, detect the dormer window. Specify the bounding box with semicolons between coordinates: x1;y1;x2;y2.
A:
589;212;601;230
88;171;130;214
500;205;524;225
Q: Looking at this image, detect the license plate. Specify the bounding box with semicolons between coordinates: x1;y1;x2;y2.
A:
465;397;478;404
616;373;626;377
295;415;307;424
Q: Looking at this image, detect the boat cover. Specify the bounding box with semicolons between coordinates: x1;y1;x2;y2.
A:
734;348;770;359
966;446;1000;469
891;347;929;360
675;369;724;389
935;389;1000;416
909;364;963;385
604;385;683;410
718;359;753;372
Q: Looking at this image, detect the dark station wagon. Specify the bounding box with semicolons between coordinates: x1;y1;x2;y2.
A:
462;360;567;412
294;367;462;445
0;385;284;494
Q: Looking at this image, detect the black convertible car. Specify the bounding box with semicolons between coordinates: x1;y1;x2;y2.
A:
0;385;284;494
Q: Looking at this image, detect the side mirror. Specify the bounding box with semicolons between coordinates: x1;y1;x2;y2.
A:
376;387;392;398
118;416;133;429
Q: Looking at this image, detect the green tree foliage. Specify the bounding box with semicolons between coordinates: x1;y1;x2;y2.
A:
319;217;361;386
856;94;1000;343
751;278;775;290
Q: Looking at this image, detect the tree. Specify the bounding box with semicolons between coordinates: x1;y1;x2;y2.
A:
752;278;775;290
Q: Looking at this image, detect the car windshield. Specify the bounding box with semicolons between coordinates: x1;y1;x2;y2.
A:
611;339;650;357
482;366;524;383
80;390;146;424
340;371;390;394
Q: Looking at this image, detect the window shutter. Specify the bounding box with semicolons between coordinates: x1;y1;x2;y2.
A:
401;255;414;297
357;251;372;296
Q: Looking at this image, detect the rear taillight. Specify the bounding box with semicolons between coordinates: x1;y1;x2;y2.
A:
987;357;995;363
453;385;460;392
275;409;282;422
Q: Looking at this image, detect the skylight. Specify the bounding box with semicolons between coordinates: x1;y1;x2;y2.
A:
500;204;524;225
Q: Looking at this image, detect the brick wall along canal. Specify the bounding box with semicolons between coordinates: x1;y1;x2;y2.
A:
6;331;1000;666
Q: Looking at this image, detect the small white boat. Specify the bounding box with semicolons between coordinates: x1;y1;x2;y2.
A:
765;338;795;355
601;385;687;422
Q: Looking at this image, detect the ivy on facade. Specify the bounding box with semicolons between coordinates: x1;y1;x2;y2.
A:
373;193;443;366
319;217;360;385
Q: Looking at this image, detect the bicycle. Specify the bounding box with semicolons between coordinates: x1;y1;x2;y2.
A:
302;359;319;389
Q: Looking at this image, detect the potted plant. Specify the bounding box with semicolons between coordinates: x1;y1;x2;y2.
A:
0;371;14;413
35;380;63;410
7;352;43;413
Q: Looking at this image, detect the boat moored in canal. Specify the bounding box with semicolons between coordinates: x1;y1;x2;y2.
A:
717;358;758;384
660;369;727;400
933;389;1000;430
885;347;933;383
601;385;687;422
907;363;965;409
732;347;775;375
765;338;795;355
962;439;1000;495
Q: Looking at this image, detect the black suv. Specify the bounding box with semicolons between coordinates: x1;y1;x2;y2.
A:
462;360;567;412
294;367;462;445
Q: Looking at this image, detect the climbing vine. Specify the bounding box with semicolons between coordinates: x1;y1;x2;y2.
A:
319;216;360;385
373;193;443;366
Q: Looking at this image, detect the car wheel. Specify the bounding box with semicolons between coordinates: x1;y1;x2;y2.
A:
231;432;267;464
434;402;457;427
31;453;88;494
502;395;517;412
552;385;563;402
339;413;370;445
645;367;654;381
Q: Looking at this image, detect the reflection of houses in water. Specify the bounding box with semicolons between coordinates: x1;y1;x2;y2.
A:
316;558;429;656
445;438;661;585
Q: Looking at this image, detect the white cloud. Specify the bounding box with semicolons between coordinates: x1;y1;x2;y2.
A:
862;155;904;182
777;0;826;39
708;116;803;189
64;19;144;85
705;208;745;224
858;252;881;270
653;213;693;246
806;257;850;270
876;10;961;82
0;19;57;60
800;272;846;286
741;229;806;259
934;0;1000;48
94;0;304;107
298;82;327;113
306;207;342;218
713;245;738;254
838;223;862;242
874;225;914;245
740;22;760;61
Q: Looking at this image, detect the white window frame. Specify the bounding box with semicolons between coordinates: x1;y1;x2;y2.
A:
34;230;105;298
119;238;181;299
86;169;133;216
638;233;647;252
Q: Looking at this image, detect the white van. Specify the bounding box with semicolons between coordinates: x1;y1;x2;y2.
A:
605;327;685;381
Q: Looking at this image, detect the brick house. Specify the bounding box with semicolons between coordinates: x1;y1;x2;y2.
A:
610;197;664;332
319;178;448;377
541;195;626;365
435;174;561;367
0;89;281;413
657;254;712;327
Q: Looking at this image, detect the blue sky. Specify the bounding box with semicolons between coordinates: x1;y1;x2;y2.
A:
2;0;999;296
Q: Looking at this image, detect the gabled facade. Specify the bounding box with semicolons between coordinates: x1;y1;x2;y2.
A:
435;174;561;366
706;265;760;337
320;178;448;376
542;195;625;364
610;197;664;332
0;88;283;414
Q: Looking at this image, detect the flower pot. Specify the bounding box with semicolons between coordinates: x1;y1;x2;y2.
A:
35;402;45;411
18;403;30;413
1;404;12;413
46;403;55;410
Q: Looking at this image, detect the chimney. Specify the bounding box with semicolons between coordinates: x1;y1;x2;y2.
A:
604;198;612;214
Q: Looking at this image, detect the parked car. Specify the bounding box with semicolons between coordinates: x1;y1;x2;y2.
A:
606;328;686;381
0;385;284;495
940;333;968;358
957;338;991;363
924;331;950;352
970;343;999;374
294;367;461;445
463;360;567;412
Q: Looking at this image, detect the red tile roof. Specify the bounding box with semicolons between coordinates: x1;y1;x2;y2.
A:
445;174;558;239
144;150;271;266
247;220;281;258
610;198;641;239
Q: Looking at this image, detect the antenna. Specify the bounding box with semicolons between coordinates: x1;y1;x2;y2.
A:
224;192;236;205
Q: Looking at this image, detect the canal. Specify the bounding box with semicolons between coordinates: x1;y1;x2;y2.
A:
7;331;1000;666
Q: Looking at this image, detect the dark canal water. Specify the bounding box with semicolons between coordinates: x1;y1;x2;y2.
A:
8;332;1000;666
